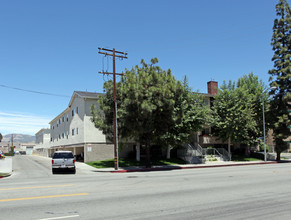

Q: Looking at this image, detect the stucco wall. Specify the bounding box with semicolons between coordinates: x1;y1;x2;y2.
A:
34;148;49;157
84;143;114;162
84;100;106;143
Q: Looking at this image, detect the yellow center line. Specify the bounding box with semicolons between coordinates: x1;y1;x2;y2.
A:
0;193;88;202
0;184;74;191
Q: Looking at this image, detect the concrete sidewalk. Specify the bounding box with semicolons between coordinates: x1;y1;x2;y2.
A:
0;157;12;177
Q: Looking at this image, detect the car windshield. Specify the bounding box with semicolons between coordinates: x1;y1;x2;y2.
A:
53;152;74;159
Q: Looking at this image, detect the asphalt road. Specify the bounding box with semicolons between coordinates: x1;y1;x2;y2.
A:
1;155;291;220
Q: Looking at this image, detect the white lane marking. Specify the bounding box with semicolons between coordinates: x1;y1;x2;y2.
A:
38;215;79;220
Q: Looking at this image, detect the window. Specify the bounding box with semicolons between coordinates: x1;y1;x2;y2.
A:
72;109;75;117
66;113;69;121
76;128;78;135
76;107;79;114
53;152;74;159
62;133;65;138
72;128;75;136
62;116;64;122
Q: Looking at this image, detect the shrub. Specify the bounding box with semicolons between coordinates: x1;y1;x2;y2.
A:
250;152;264;160
259;143;269;152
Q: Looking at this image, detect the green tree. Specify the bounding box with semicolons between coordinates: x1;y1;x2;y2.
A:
268;0;291;160
212;81;256;157
118;58;178;167
92;58;209;167
237;73;269;144
0;133;2;142
160;76;210;157
91;80;116;142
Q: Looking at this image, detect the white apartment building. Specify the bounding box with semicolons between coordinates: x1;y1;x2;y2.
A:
48;91;114;162
34;129;51;157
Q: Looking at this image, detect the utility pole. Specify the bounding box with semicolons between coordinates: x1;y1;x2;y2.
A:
98;48;128;170
11;134;14;154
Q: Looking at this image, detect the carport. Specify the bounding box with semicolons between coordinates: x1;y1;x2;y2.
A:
49;145;84;161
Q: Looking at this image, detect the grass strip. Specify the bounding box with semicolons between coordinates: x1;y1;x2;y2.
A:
86;158;186;168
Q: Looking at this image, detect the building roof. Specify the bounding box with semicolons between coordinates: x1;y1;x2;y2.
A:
68;91;103;108
74;91;103;99
35;128;50;136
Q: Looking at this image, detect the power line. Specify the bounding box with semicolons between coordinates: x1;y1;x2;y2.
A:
0;84;70;98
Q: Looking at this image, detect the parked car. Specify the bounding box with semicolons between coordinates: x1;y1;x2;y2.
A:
0;150;5;159
52;151;76;174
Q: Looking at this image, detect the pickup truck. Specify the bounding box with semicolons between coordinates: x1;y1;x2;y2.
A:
52;151;76;174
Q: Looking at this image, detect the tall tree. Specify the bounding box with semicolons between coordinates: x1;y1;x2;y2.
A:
268;0;291;160
92;58;177;167
119;58;206;167
212;81;256;157
119;58;178;167
160;76;210;157
237;73;269;145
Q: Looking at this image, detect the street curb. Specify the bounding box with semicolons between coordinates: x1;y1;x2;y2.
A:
110;161;280;173
0;173;12;179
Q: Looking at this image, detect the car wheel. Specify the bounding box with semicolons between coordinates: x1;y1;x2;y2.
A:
52;168;56;174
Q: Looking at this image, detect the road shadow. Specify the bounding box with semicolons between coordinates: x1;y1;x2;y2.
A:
92;165;183;173
52;169;76;175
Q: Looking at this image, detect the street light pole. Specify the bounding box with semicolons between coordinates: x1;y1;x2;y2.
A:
262;97;267;162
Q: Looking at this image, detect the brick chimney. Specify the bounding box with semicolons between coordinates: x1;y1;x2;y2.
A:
207;81;218;95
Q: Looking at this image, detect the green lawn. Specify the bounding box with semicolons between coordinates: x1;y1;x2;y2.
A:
86;155;262;168
231;155;261;162
86;158;186;168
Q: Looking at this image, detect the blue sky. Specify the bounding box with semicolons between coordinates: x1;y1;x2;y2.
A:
0;0;282;135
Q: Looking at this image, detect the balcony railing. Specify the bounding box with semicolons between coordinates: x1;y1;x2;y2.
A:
199;135;223;145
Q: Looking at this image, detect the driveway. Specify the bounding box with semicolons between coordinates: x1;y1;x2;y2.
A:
6;155;100;180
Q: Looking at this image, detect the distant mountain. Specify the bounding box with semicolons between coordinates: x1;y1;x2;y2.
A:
2;134;35;143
